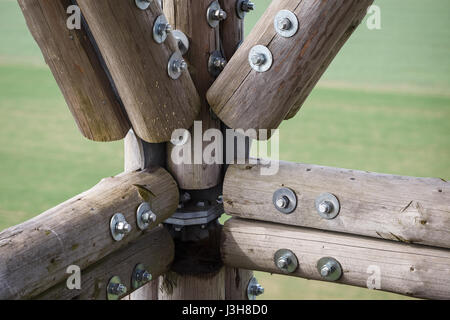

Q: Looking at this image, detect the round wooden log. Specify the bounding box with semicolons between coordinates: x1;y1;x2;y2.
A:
224;160;450;249
219;0;244;61
77;0;201;143
164;0;222;189
18;0;130;141
207;0;374;140
37;226;174;300
222;218;450;300
0;169;179;299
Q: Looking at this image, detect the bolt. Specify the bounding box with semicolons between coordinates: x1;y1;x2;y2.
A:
275;250;298;273
320;262;336;277
250;53;266;66
115;221;132;234
211;9;227;21
241;0;255;12
276;256;289;270
157;22;172;35
213;57;227;70
141;211;156;224
248;283;264;296
318;200;334;214
181;192;191;203
278;17;292;31
216;195;224;204
171;59;188;73
196;200;209;207
137;270;152;282
276;196;289;209
107;283;127;296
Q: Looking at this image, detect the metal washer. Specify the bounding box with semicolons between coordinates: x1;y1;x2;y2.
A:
153;15;169;44
272;187;297;214
317;257;343;282
248;45;273;73
172;30;190;55
135;0;150;10
136;202;156;230
274;249;298;273
131;263;151;289
167;51;185;80
274;10;299;38
315;192;340;219
110;213;127;241
107;276;124;300
206;0;222;28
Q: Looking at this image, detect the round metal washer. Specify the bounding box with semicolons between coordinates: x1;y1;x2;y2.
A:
167;51;185;80
315;193;340;220
136;202;156;230
274;10;299;38
153;15;169;44
206;0;221;28
110;213;127;241
132;263;151;289
272;187;297;214
107;276;125;300
172;30;190;55
135;0;150;10
248;45;273;73
274;249;298;273
316;257;343;282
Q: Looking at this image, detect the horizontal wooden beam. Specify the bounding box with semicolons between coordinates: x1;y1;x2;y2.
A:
37;226;174;300
18;0;130;141
221;218;450;300
207;0;373;139
224;161;450;249
77;0;201;143
0;168;178;299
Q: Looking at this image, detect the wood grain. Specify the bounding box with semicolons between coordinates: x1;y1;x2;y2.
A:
221;218;450;300
0;169;179;299
37;226;174;300
224;160;450;249
77;0;201;143
164;0;222;189
225;267;253;300
18;0;130;141
219;0;244;61
207;0;373;139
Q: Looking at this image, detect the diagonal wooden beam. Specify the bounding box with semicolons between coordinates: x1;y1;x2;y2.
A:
0;168;178;299
37;226;174;300
18;0;130;141
207;0;373;139
224;160;450;249
221;218;450;300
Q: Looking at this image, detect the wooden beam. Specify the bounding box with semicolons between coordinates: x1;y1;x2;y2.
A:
225;267;253;300
164;0;222;189
0;169;179;299
207;0;373;139
37;226;174;300
221;218;450;300
224;161;450;249
77;0;201;143
18;0;130;141
219;0;244;61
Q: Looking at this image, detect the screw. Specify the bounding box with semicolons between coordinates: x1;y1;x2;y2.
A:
250;53;266;66
115;221;132;234
275;196;289;209
157;22;172;35
171;59;188;73
211;9;227;21
278;17;292;31
141;211;156;224
241;0;255;12
318;200;334;214
107;282;127;296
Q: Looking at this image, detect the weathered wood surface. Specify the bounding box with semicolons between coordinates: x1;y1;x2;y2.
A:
124;129;166;173
222;218;450;300
158;269;226;300
18;0;130;141
219;0;244;61
224;160;450;249
225;267;253;300
207;0;373;139
164;0;222;189
37;226;174;300
0;169;179;299
77;0;201;143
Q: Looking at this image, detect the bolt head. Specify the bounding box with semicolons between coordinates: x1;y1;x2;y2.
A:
278;18;292;31
320;266;331;277
276;257;289;270
142;211;156;224
116;221;131;234
318;201;333;214
250;53;266;66
141;271;152;282
276;196;289;209
213;9;227;20
241;1;255;12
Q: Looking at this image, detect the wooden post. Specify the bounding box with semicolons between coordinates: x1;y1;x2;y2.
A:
224;160;450;249
18;0;130;141
222;218;450;300
0;169;178;299
207;0;374;139
164;0;222;190
77;0;201;143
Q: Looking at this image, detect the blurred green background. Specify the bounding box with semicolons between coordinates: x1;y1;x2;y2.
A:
0;0;449;299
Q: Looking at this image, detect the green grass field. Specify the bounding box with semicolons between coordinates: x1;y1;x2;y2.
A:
0;0;449;299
